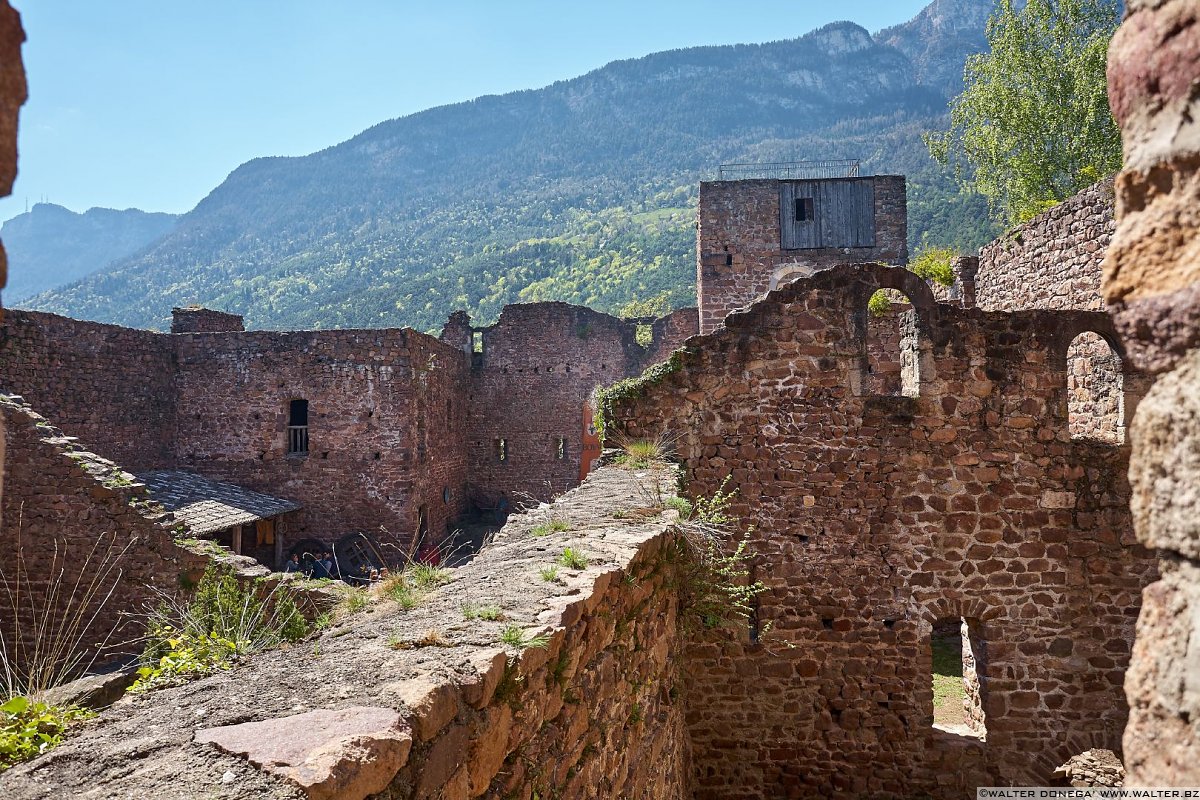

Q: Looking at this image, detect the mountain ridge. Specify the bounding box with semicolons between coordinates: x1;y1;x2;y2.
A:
25;0;1001;332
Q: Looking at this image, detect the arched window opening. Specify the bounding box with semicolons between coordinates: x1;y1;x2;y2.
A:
931;617;986;740
866;288;920;397
287;399;309;455
1067;331;1124;444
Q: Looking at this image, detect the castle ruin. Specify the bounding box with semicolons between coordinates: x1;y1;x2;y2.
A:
1;1;1199;797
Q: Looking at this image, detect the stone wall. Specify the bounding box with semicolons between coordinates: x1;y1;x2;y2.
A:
976;178;1114;313
610;263;1155;797
0;396;209;679
171;306;245;333
0;302;698;562
0;310;178;469
173;328;471;559
1103;0;1200;785
467;303;696;503
696;176;907;334
0;464;694;800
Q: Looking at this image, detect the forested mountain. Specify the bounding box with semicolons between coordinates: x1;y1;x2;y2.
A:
3;204;177;303
27;0;1002;332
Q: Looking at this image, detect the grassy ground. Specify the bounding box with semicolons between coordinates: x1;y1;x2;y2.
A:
931;632;966;728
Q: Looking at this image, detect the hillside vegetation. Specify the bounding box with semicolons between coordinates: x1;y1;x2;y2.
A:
27;1;1003;333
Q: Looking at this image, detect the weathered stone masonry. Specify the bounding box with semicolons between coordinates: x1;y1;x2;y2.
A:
1103;0;1200;785
976;178;1114;314
0;464;694;800
697;175;907;334
0;303;698;559
611;263;1155;797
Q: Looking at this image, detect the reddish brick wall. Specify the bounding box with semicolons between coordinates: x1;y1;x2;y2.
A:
611;264;1155;797
467;303;697;503
976;178;1114;313
0;310;177;469
696;176;907;333
0;397;208;678
173;328;471;560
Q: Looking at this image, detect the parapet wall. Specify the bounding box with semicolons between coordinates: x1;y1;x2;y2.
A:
0;464;694;799
0;310;178;469
976;178;1114;313
610;263;1155;797
0;396;209;676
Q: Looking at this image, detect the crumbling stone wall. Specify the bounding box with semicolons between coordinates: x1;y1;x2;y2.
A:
170;306;245;333
0;310;178;469
0;301;695;562
0;396;209;677
611;263;1155;797
173;327;471;559
696;176;907;333
1103;0;1200;784
976;178;1114;313
0;464;693;800
467;303;696;503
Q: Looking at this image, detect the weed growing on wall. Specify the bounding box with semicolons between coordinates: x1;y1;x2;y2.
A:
499;625;551;650
130;566;310;693
667;478;769;637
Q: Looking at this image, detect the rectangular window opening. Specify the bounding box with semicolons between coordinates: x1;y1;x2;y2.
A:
794;197;814;222
556;436;566;460
931;617;987;740
287;399;309;455
495;438;507;463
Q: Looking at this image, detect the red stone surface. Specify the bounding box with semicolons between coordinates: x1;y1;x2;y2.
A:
195;706;412;800
612;263;1155;796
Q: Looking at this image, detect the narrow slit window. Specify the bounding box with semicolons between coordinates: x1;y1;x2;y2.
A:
556;436;566;460
495;438;507;463
794;197;814;222
287;399;309;455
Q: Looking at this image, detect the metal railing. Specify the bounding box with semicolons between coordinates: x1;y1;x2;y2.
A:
716;159;862;181
287;425;309;455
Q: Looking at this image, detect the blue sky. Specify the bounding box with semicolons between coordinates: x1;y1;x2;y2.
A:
3;1;930;221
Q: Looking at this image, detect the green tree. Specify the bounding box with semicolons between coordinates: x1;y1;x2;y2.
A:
925;0;1121;224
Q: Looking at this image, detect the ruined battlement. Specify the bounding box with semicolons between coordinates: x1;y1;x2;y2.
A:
0;462;694;800
608;262;1154;795
171;306;246;333
977;177;1115;313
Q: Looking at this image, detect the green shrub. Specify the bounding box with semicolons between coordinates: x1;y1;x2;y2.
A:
558;548;590;570
0;696;92;771
539;566;560;583
130;566;311;693
531;519;570;537
664;495;693;519
909;246;957;287
868;289;892;317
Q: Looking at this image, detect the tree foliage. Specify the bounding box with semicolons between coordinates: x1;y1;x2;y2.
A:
925;0;1122;223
